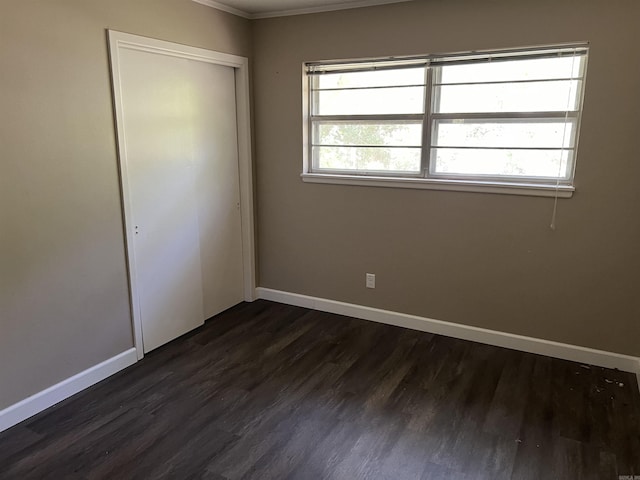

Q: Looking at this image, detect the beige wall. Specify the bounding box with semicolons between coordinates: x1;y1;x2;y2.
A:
252;0;640;356
0;0;251;409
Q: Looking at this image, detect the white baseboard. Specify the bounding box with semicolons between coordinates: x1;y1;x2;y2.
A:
256;288;640;378
2;293;637;435
0;348;137;433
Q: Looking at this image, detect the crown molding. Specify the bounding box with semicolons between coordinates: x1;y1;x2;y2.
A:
250;0;414;19
192;0;252;18
192;0;413;19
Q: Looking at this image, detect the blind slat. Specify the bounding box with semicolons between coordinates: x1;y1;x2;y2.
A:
306;45;588;75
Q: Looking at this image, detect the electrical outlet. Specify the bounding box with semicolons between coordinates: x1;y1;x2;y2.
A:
366;273;376;289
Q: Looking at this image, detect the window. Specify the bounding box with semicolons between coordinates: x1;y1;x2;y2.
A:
303;44;588;197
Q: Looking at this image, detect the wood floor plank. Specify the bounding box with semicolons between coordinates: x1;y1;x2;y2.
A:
0;426;43;468
284;416;362;479
483;351;535;439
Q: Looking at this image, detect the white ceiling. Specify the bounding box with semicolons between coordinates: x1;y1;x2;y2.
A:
193;0;414;19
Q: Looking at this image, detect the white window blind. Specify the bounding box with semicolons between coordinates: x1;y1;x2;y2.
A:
304;44;588;193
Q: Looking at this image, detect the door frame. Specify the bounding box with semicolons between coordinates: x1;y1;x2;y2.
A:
108;30;255;360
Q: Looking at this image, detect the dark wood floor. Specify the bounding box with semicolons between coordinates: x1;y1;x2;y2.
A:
1;300;639;479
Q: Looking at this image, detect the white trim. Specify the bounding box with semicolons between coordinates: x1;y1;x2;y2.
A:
250;0;414;19
235;56;257;303
192;0;413;19
301;173;575;198
107;31;256;359
256;288;640;376
0;349;137;433
192;0;252;18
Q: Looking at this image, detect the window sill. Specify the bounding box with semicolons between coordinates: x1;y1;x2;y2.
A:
300;173;575;198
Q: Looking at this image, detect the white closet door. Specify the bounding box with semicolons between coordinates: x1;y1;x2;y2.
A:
189;59;244;320
118;48;243;353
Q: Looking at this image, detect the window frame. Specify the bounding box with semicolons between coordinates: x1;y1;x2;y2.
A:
302;43;589;198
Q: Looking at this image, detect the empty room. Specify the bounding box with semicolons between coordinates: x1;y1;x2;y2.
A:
1;0;639;478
